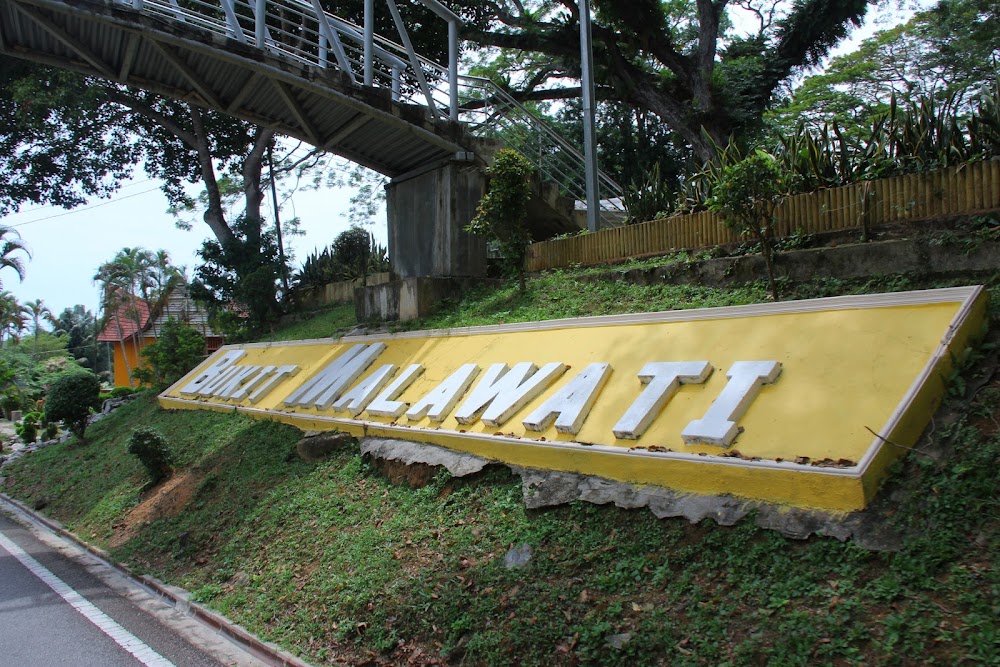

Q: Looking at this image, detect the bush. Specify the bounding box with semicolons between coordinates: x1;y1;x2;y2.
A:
127;427;174;485
14;411;41;444
43;421;59;441
44;371;101;443
133;319;206;386
465;149;535;291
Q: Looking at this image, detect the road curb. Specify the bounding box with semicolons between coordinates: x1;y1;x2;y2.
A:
0;492;313;667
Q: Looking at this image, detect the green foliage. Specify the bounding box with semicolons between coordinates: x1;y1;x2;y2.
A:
770;0;1000;133
707;150;786;299
0;61;139;214
294;227;390;290
14;411;41;443
127;427;174;485
191;215;287;335
134;319;206;387
110;386;140;399
622;162;674;224
43;421;59;441
44;370;101;443
466;149;534;290
331;226;374;280
256;304;357;343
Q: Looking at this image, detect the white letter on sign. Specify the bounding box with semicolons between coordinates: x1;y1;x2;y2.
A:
179;350;246;395
454;362;567;427
366;364;424;418
406;364;480;422
612;361;712;439
522;363;612;434
681;361;782;447
283;343;385;410
333;364;398;416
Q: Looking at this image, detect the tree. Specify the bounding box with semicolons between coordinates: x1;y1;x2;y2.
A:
190;215;287;335
456;0;872;160
24;298;55;356
0;60;138;214
707;150;786;300
44;370;101;444
94;247;183;385
0;291;27;345
55;305;102;373
770;0;999;134
2;64;319;327
465;149;535;292
0;225;29;289
134;319;206;387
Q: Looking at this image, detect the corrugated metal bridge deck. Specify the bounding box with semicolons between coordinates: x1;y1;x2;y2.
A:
0;0;475;176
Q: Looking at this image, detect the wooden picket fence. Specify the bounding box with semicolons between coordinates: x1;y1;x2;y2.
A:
525;160;1000;272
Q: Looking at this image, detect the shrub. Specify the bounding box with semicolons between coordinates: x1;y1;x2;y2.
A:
465;149;535;291
14;411;41;444
43;421;59;441
707;150;788;300
44;371;101;443
133;319;206;386
127;427;174;485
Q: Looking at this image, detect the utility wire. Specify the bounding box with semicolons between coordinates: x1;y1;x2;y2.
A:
10;187;162;228
11;178;157;216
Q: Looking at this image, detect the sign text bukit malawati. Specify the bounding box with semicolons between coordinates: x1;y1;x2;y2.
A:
162;287;987;512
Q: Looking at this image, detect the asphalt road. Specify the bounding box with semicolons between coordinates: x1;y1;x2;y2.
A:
0;508;264;667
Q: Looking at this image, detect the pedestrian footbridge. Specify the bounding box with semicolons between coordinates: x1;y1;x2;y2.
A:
0;0;622;212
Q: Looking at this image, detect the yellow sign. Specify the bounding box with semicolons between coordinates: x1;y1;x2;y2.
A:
161;287;987;512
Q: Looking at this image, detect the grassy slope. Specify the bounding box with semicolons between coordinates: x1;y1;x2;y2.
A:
4;270;999;666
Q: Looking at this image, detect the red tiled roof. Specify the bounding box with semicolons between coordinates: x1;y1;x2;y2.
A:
96;297;151;342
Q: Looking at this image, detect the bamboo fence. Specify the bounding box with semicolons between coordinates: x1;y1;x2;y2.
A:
525;160;1000;272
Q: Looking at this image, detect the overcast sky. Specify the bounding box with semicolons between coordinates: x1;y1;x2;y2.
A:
2;175;386;318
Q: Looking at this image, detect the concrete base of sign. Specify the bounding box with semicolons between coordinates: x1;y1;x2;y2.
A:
356;436;902;549
355;276;493;322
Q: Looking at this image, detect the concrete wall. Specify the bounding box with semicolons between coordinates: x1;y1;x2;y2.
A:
386;161;487;278
356;277;491;322
295;273;391;309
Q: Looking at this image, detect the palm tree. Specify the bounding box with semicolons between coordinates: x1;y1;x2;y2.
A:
94;247;176;386
0;291;27;345
24;298;55;356
0;226;30;289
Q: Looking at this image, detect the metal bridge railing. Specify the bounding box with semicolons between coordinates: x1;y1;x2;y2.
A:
117;0;625;227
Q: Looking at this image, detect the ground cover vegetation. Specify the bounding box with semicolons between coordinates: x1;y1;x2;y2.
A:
3;266;998;666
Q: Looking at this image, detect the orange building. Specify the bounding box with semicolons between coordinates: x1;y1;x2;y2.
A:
97;290;224;387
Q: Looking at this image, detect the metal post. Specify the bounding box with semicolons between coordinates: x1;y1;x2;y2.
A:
132;0;143;10
255;0;266;47
579;0;600;232
319;33;328;68
364;0;374;86
448;20;458;121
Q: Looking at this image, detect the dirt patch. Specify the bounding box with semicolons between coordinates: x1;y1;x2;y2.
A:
110;470;203;548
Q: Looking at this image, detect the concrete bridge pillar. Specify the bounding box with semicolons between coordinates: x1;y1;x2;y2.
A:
357;158;489;321
386;158;487;279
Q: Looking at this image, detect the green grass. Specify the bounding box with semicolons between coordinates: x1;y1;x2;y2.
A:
259;304;357;342
3;269;999;666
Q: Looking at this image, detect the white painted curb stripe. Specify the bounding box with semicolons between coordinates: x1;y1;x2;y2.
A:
0;530;175;667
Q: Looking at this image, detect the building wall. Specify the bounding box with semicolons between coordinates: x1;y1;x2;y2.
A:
112;338;146;387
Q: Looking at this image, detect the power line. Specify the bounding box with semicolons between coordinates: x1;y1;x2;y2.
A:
10;187;163;228
10;178;157;216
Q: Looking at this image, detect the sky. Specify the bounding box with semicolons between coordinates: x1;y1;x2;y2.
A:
2;173;387;318
0;0;922;321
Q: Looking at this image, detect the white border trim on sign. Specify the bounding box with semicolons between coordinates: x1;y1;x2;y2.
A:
164;286;985;482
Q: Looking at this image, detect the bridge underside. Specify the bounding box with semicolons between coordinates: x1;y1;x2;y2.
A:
0;0;475;176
